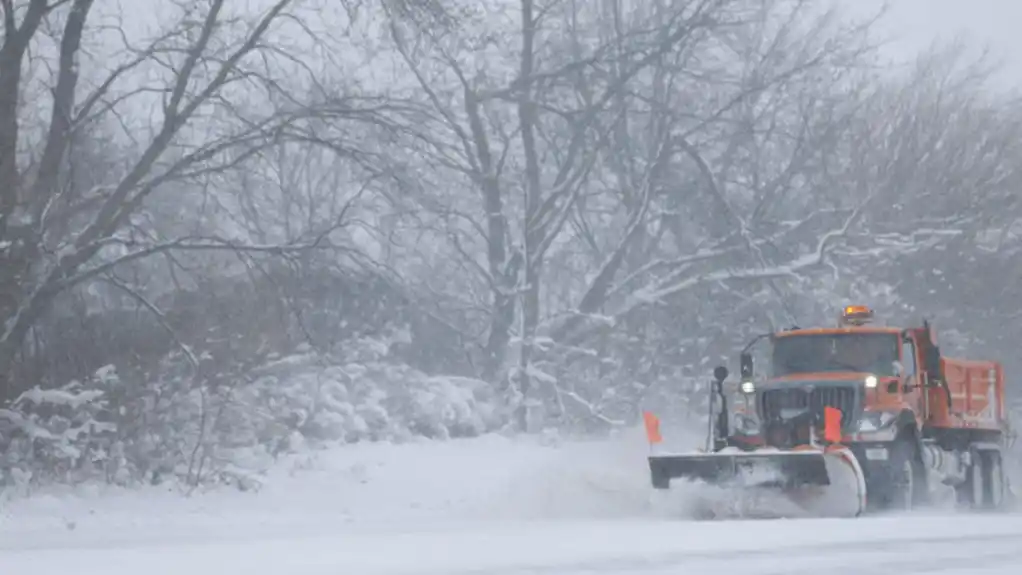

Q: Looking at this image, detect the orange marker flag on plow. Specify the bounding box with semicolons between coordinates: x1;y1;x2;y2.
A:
643;411;663;444
823;406;842;443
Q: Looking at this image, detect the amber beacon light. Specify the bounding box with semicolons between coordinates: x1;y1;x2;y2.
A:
839;305;874;326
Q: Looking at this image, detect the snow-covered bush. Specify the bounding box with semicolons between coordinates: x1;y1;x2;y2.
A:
236;334;496;446
0;369;118;493
0;329;501;493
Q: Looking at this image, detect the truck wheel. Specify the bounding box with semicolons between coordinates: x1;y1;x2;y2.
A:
964;449;988;510
981;450;1005;510
887;439;918;511
954;449;985;510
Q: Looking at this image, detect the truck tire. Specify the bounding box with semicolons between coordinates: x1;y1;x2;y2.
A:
980;450;1006;510
959;448;1006;510
955;449;985;510
970;451;985;508
886;438;921;511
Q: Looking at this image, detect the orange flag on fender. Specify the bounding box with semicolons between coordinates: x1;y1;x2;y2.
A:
643;411;663;444
823;406;842;443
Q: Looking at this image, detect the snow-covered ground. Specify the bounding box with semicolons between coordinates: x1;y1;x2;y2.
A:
3;427;1022;574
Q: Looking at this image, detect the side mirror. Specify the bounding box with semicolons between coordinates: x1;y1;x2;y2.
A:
739;352;753;379
713;365;729;383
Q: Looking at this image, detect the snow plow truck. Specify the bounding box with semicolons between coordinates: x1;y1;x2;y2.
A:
645;305;1013;517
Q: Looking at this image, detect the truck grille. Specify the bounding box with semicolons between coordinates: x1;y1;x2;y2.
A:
758;385;859;430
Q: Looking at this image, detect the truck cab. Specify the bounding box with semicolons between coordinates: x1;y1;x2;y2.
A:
729;306;930;448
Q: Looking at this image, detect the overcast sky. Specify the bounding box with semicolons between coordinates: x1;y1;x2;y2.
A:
847;0;1020;91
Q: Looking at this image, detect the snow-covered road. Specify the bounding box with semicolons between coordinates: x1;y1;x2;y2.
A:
2;430;1022;574
7;516;1022;575
6;514;1022;575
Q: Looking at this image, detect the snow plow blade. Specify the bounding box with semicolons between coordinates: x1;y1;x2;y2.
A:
649;450;831;489
647;447;868;519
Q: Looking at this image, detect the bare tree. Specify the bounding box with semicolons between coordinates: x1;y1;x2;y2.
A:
536;30;1022;429
380;0;875;428
0;0;381;398
830;46;1022;359
503;0;883;425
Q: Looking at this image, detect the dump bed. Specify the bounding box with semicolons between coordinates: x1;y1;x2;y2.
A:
926;357;1006;430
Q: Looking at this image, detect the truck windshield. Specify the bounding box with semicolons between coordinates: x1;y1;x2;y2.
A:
770;332;899;377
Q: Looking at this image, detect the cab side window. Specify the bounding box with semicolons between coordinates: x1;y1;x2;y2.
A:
901;337;917;376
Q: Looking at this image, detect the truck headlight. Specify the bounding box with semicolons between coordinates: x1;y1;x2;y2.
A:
864;375;878;388
740;380;755;394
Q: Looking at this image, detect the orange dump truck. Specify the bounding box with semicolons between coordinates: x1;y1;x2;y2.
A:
646;305;1012;517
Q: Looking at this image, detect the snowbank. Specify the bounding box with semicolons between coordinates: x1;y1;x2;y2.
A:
3;420;1004;555
0;427;692;548
484;426;673;520
4;426;1022;575
0;336;503;494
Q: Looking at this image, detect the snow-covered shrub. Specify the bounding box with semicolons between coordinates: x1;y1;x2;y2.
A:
0;368;117;493
233;331;499;448
0;328;502;492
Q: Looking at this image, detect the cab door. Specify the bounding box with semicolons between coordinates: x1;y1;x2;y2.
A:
900;332;924;425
